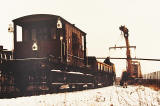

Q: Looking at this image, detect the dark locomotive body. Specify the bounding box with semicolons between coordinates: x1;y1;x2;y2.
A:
0;14;115;98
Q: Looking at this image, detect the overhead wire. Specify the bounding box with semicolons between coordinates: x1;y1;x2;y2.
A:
96;57;160;61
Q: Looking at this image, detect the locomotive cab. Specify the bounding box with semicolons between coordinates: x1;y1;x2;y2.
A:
12;14;86;66
13;14;63;59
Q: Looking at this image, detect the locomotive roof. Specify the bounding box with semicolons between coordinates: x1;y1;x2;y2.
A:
13;14;86;35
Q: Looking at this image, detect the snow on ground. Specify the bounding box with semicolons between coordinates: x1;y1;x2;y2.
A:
0;85;160;106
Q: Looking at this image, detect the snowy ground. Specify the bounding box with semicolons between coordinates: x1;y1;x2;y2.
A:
0;85;160;106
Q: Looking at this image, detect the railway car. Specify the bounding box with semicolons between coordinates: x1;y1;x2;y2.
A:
141;71;160;87
0;14;115;98
87;56;116;87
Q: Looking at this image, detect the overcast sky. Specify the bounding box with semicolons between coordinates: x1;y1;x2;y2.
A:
1;0;160;76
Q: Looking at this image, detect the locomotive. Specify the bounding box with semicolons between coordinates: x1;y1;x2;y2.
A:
0;14;115;98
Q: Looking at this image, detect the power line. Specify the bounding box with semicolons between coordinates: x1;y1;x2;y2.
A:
96;57;160;61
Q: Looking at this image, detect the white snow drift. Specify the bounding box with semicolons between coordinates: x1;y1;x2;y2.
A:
0;85;159;106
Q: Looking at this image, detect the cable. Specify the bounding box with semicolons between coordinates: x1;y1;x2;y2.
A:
96;57;160;61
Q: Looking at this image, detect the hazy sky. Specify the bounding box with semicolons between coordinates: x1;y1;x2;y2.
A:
1;0;160;76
